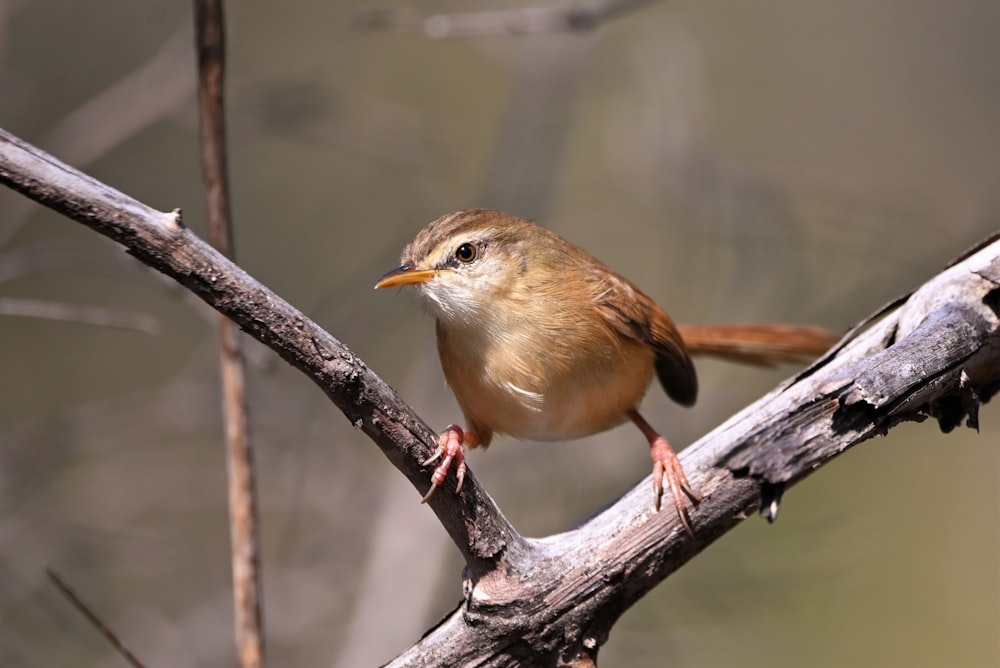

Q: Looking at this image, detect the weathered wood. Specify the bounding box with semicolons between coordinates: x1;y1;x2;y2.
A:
720;242;1000;489
0;127;527;581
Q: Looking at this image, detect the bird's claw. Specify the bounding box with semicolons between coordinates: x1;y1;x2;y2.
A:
650;438;700;537
421;424;467;503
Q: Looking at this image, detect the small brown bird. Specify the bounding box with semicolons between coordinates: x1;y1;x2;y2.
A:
376;209;836;534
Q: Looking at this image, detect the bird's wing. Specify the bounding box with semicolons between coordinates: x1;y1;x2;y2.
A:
594;273;698;407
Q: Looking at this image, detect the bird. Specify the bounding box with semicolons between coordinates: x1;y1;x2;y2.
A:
375;209;837;534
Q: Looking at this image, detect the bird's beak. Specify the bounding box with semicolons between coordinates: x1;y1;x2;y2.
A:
374;264;439;289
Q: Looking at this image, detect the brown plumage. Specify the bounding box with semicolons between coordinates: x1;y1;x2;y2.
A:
377;209;838;535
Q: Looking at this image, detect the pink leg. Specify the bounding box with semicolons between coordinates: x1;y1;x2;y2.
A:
421;424;475;503
628;409;700;536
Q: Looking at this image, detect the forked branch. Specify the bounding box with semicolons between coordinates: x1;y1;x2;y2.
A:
1;127;997;666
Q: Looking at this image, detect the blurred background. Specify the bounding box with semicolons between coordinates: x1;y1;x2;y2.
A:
0;1;997;666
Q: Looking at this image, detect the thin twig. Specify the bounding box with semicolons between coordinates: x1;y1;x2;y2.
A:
0;297;159;333
0;245;126;282
46;569;147;668
355;0;659;39
193;2;264;667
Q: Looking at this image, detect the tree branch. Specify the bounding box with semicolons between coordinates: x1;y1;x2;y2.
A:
0;126;524;582
1;126;997;665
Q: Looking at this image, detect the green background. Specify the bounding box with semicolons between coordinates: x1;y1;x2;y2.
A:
0;1;997;666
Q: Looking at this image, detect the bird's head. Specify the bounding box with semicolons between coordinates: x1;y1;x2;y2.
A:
375;209;548;325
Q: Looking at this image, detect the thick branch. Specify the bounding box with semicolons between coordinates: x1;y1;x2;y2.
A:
2;126;997;666
386;243;1000;666
0;127;526;581
720;236;1000;492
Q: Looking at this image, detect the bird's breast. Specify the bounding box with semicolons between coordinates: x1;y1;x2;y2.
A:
436;316;655;444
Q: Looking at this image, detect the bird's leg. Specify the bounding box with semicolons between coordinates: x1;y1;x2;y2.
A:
421;424;476;503
627;409;700;536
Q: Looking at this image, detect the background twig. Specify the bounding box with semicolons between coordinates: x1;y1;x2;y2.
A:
355;0;659;38
0;297;158;333
46;570;147;668
193;1;264;667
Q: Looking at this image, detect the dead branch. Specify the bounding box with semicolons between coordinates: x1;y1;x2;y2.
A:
0;126;524;582
1;127;997;666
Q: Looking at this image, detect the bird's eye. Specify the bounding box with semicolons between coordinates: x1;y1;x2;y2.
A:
455;242;478;263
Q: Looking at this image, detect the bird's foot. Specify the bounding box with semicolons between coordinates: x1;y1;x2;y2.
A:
629;409;700;537
421;424;470;503
650;437;701;537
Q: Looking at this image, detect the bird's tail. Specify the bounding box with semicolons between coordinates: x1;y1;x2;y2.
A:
676;324;840;367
